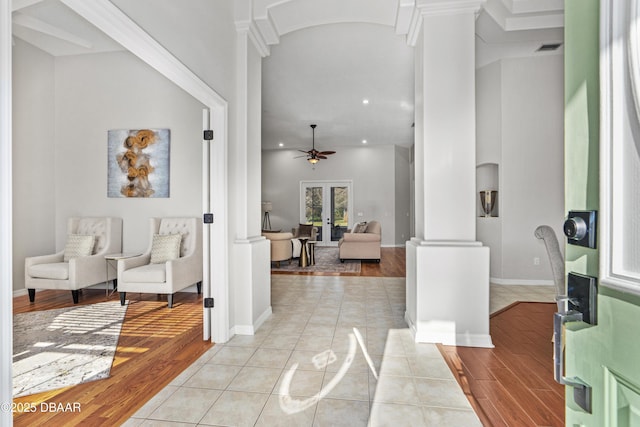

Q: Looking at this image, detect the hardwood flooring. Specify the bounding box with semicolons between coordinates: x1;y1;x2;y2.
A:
12;289;211;427
439;302;565;427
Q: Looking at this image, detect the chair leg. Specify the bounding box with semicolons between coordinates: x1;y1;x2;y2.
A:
71;290;79;304
119;292;126;306
168;294;174;309
28;289;35;302
196;281;202;294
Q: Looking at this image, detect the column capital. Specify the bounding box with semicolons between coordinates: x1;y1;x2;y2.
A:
403;0;485;46
416;0;485;16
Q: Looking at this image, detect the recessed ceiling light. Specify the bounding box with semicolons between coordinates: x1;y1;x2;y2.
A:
362;99;369;105
362;139;367;144
278;142;284;147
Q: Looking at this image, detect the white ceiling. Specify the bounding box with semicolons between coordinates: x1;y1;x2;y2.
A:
11;0;564;153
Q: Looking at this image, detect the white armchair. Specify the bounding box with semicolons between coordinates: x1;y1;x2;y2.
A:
117;217;202;308
25;217;123;304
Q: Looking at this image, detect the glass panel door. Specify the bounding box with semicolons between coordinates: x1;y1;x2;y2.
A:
301;181;352;246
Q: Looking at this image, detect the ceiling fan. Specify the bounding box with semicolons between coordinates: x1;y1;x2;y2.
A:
297;124;336;164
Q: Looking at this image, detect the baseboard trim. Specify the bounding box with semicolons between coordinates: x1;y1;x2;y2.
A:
491;278;554;286
13;288;28;297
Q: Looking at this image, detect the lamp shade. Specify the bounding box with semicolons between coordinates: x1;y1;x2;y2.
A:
261;201;273;212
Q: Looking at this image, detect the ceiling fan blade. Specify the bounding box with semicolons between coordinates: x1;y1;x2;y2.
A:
318;151;335;155
298;149;311;154
293;154;308;158
317;155;328;159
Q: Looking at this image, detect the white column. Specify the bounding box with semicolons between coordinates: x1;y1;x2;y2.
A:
232;0;272;335
0;0;13;422
405;0;493;347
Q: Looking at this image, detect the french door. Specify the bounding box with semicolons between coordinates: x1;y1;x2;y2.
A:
300;181;352;246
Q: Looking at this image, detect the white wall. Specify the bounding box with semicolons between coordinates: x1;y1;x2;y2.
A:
54;51;206;252
476;55;564;283
262;144;409;245
394;145;411;242
12;39;56;291
12;47;206;291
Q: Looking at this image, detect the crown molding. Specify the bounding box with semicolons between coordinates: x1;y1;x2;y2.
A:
403;0;485;46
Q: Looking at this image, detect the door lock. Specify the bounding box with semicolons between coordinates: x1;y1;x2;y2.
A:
564;210;597;248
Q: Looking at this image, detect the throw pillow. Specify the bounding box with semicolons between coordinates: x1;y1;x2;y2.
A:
353;222;368;233
63;234;96;261
150;233;182;264
298;223;313;237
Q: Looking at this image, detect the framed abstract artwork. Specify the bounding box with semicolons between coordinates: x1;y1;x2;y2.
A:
107;128;170;198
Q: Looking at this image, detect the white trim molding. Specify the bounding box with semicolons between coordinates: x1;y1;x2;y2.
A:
0;0;12;422
599;0;640;296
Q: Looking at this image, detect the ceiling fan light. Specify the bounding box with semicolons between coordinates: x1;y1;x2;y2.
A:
308;157;319;164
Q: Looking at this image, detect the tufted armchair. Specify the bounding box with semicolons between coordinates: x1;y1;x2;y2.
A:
117;217;202;308
262;231;293;267
25;217;123;304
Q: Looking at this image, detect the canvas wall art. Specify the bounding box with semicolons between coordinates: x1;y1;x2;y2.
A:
108;128;170;198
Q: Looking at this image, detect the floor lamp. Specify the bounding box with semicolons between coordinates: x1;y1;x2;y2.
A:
262;201;272;230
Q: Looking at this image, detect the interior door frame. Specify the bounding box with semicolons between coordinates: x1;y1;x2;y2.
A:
299;180;353;246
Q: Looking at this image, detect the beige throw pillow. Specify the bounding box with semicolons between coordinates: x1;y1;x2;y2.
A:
150;233;182;264
352;222;368;233
63;234;96;261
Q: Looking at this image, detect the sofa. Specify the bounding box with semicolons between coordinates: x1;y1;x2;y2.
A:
338;220;381;262
262;231;293;266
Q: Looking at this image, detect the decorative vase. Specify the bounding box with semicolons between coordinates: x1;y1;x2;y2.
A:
480;190;498;217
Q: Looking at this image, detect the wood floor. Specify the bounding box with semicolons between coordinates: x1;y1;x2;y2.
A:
10;249;564;426
12;289;211;426
439;302;565;427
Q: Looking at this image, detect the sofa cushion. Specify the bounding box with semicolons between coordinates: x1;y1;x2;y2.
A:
28;262;69;280
150;233;182;264
121;263;167;283
63;234;96;261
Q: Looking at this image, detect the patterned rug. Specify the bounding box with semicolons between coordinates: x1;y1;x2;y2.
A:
13;300;128;397
271;246;361;275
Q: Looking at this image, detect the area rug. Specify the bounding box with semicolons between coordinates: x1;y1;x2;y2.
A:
13;300;128;397
271;246;361;275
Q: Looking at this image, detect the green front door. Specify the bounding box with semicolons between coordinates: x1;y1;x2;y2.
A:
564;0;640;424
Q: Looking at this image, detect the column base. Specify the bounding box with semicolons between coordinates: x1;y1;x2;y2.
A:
232;236;271;335
406;238;493;348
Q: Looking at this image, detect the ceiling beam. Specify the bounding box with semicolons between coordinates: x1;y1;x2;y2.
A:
12;0;44;12
12;13;93;48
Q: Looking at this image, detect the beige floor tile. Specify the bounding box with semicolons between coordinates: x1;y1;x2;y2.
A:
368;402;426;427
421;406;483;426
261;333;300;350
371;375;419;405
199;390;269;427
407;355;455;380
312;398;369;427
139;421;196;427
182;364;242;390
254;394;317;427
147;387;221;423
379;356;412;377
286;349;330;372
296;334;333;352
274;369;325;397
322;371;370;401
209;346;256;366
414;378;472;409
246;348;292;369
227;366;282;393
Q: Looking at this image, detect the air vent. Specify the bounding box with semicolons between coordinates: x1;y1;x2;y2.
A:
537;43;562;52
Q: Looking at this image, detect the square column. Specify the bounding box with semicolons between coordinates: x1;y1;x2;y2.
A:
406;1;493;347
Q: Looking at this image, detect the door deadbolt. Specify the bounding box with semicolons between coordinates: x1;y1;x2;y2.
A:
563;210;597;249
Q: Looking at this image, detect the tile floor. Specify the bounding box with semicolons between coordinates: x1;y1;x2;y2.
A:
124;276;555;426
